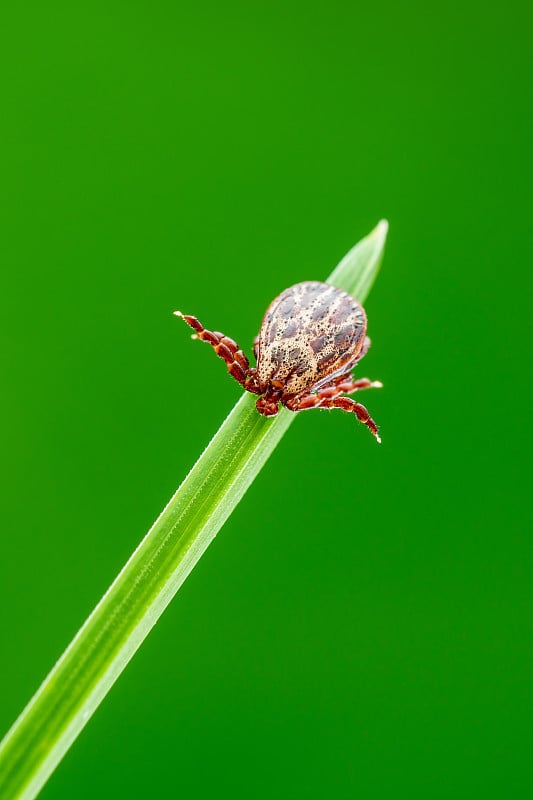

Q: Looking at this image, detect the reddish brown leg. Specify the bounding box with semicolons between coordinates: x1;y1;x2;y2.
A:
174;311;260;394
316;373;383;400
285;390;381;442
319;396;381;442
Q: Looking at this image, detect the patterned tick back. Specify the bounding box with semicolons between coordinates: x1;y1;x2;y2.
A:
176;276;381;440
256;281;367;398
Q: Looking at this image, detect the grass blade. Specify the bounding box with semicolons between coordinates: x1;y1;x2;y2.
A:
0;220;388;800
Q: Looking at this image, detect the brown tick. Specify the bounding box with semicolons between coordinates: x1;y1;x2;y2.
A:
175;281;382;441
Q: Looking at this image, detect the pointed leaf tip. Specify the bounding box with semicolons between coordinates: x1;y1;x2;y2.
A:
326;220;389;303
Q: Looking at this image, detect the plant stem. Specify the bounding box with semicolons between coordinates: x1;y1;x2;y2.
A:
0;220;388;800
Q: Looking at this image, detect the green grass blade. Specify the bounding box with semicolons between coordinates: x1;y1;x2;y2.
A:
327;218;388;299
0;220;388;800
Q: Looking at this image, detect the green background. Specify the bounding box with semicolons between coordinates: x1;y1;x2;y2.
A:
1;2;531;798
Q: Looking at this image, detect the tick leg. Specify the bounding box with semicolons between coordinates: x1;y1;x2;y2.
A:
320;397;380;442
317;373;383;400
285;392;381;442
174;311;260;393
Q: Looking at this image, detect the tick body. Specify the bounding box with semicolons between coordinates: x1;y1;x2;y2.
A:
175;281;382;441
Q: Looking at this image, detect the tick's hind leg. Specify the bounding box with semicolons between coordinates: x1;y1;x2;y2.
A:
175;311;260;393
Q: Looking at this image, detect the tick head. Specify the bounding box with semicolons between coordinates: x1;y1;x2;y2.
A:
255;396;279;417
256;387;281;417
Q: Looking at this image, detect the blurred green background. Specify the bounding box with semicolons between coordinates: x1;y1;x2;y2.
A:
1;1;531;797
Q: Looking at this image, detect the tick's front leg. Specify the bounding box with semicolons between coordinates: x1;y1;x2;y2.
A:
320;396;381;442
285;390;381;442
174;311;260;394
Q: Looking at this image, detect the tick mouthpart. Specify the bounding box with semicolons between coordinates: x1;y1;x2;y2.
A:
256;395;280;417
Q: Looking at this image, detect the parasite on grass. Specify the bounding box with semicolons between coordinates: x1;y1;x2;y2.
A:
175;281;382;441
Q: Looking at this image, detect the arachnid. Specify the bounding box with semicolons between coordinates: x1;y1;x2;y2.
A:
175;281;382;441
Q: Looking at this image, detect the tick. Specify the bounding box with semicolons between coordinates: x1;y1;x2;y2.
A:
175;281;382;441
